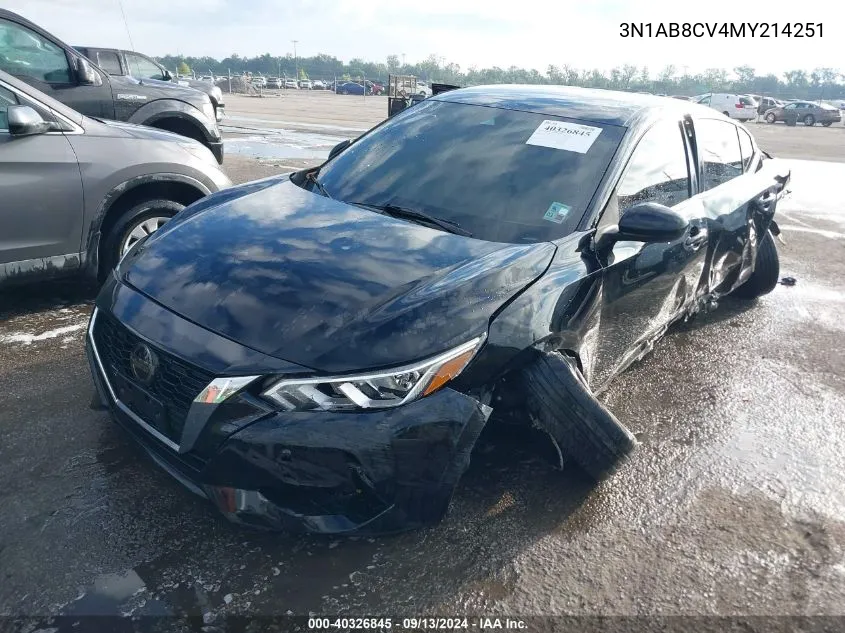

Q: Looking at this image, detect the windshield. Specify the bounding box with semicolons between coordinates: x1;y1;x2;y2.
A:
315;99;625;243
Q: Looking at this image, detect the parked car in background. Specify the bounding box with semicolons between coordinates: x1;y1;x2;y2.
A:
251;76;267;88
86;85;789;535
695;93;757;121
370;81;385;95
312;80;325;90
336;81;367;95
74;46;225;122
0;69;230;287
298;79;312;90
754;96;784;115
671;95;692;101
284;79;298;89
199;75;215;82
763;101;841;126
0;9;224;163
266;77;282;89
415;81;431;97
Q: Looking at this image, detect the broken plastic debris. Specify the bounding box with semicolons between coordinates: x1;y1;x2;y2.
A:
779;277;797;286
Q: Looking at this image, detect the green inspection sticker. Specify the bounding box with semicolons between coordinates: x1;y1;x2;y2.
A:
543;202;571;224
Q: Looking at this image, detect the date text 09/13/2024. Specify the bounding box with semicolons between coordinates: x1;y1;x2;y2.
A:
620;22;823;37
307;617;528;630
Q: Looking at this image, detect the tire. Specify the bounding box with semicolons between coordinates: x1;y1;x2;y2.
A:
723;111;731;117
804;114;815;126
765;113;776;123
100;199;184;277
822;121;833;127
732;230;780;300
521;353;638;480
341;88;348;95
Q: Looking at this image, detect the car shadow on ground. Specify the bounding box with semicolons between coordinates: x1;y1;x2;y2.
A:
0;279;97;321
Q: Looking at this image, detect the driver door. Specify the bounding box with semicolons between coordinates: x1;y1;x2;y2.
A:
588;118;709;390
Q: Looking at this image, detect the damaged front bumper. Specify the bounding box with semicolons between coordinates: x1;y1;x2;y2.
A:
86;293;491;535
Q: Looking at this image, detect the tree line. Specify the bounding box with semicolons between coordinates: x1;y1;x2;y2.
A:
156;52;845;100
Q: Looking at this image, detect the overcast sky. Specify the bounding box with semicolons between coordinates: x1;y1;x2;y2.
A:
6;0;839;77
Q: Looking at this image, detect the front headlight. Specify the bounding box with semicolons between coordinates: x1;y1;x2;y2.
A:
262;336;485;412
211;86;223;102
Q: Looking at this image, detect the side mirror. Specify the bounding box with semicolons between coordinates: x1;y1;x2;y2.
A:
76;57;102;86
7;106;52;136
328;139;351;160
594;202;688;254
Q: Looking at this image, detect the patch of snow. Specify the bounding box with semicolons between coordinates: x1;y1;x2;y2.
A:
1;322;86;345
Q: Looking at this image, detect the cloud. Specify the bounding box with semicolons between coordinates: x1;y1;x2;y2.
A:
3;0;839;75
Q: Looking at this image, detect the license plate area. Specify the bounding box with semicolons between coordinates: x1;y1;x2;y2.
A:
111;371;170;436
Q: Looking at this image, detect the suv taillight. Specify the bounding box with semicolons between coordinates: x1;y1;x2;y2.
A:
736;102;744;108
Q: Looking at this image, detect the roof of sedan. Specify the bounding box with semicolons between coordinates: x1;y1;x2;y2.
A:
434;84;707;127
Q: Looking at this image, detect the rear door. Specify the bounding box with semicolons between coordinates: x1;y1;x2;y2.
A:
0;81;84;273
589;118;709;389
692;118;782;296
0;16;114;118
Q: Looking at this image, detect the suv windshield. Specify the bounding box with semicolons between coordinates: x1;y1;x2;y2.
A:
315;99;626;243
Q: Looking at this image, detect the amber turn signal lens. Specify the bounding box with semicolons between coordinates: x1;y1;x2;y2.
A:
422;349;476;396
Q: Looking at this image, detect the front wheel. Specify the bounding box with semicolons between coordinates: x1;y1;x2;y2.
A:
804;114;815;126
765;113;776;123
732;230;780;300
522;353;638;480
100;199;184;278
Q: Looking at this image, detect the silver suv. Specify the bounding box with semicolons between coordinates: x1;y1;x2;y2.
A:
0;70;231;287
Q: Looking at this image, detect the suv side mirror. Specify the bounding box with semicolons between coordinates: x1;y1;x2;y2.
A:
8;106;53;136
76;57;102;86
328;139;351;160
595;202;689;254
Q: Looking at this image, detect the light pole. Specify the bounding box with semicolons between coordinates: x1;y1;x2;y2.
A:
292;40;298;80
401;53;405;69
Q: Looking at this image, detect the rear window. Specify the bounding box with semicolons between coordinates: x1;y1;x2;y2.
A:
740;96;756;106
316;99;626;243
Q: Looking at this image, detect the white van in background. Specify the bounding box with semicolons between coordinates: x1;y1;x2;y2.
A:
695;93;758;121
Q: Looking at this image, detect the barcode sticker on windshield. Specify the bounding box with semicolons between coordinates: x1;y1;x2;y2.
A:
526;120;602;153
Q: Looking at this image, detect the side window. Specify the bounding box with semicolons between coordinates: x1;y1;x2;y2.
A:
124;53;166;81
784;104;796;110
698;96;711;106
0;84;20;131
615;120;691;214
0;19;72;83
695;119;744;190
95;51;123;76
737;128;754;172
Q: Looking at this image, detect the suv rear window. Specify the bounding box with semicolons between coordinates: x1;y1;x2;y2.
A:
740;96;756;106
317;99;626;243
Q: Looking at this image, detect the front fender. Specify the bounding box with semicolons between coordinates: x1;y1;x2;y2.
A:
127;99;219;143
83;173;213;277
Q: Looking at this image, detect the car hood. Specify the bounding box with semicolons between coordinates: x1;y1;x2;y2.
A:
122;179;556;373
84;117;189;142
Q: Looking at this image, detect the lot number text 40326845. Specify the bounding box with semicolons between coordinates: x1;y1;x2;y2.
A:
620;22;823;38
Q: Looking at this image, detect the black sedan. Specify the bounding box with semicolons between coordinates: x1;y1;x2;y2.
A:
87;86;790;534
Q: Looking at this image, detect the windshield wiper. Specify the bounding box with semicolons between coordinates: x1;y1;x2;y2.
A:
350;202;472;237
306;172;332;199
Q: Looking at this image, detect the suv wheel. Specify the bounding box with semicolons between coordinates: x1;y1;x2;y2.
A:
101;199;184;277
765;112;776;123
804;114;815;126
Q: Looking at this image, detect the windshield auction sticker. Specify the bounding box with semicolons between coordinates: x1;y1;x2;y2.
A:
526;120;602;153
